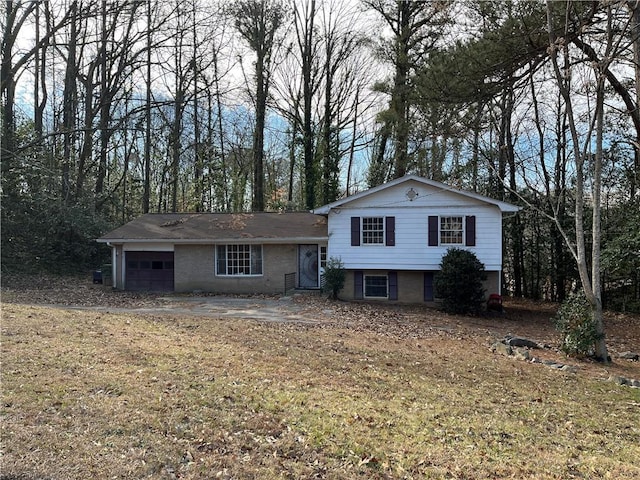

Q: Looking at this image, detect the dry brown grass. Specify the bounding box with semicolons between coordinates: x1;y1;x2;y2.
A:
2;296;639;479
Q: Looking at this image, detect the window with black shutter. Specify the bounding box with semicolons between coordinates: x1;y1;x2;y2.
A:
352;216;395;246
351;217;360;246
465;215;476;246
385;217;395;246
428;216;439;246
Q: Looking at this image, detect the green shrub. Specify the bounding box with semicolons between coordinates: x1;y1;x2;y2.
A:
434;248;487;315
553;293;603;357
1;197;110;274
322;257;346;300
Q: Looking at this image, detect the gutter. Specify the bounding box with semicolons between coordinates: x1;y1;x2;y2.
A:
97;237;329;245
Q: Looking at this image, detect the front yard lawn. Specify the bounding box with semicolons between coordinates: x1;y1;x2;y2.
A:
1;291;639;479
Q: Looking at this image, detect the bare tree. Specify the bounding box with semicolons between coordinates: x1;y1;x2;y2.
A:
364;0;453;181
1;1;71;182
293;0;320;210
543;0;636;362
231;0;286;212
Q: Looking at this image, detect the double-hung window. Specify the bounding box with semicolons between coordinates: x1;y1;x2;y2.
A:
351;216;395;246
428;215;475;247
440;216;464;245
216;245;262;275
362;217;384;244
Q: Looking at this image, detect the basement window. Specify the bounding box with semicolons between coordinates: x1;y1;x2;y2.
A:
364;275;388;298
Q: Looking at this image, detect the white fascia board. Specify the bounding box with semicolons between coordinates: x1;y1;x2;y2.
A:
313;175;520;214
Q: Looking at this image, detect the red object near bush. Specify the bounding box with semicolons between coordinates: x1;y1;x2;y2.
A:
487;293;503;312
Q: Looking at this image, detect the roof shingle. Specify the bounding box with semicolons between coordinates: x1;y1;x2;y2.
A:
98;212;328;243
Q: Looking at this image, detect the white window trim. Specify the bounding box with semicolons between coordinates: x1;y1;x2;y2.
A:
364;274;389;299
362;217;385;245
439;216;465;246
216;244;263;276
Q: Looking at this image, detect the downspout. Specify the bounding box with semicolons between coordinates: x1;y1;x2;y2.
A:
106;242;122;290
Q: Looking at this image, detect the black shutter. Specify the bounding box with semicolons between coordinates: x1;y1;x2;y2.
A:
424;271;434;301
385;216;395;246
351;217;360;246
428;216;439;246
354;271;363;299
388;271;398;300
465;215;476;246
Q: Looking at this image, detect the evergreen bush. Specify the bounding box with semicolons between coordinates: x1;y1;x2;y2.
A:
1;197;110;274
434;248;487;315
553;292;603;357
321;257;346;300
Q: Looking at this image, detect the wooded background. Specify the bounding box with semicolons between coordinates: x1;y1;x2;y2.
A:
2;0;639;313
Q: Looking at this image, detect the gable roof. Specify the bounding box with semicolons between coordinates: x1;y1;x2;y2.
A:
97;212;328;244
313;175;520;214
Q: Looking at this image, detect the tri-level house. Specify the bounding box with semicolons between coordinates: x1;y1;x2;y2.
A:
97;175;519;302
312;175;519;302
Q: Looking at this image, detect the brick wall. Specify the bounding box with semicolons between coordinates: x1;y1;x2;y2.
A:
341;270;501;304
174;244;297;295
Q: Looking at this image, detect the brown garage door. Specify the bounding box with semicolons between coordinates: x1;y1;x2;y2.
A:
125;251;174;291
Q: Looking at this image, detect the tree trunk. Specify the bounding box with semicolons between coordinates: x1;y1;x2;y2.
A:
321;38;338;205
171;87;184;213
252;54;266;212
592;69;607;361
287;125;297;204
629;0;640;200
76;69;96;201
213;48;228;211
295;0;317;210
95;0;109;209
546;1;608;362
392;1;410;178
62;1;79;204
346;87;359;197
1;1;17;173
143;0;152;213
368;120;391;187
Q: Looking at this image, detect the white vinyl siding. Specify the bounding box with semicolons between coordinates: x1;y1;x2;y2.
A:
325;180;505;272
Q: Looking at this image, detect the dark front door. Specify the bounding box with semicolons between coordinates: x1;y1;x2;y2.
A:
125;251;174;291
298;245;319;288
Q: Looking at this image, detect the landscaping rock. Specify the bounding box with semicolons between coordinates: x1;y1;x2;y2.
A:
608;375;630;386
617;351;639;361
606;375;640;388
560;365;578;374
504;335;540;349
542;359;561;368
492;342;512;357
491;340;582;375
513;348;530;361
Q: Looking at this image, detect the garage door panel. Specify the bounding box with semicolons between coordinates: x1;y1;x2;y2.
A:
126;251;174;291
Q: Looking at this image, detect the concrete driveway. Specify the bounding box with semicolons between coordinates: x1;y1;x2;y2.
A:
82;295;330;324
